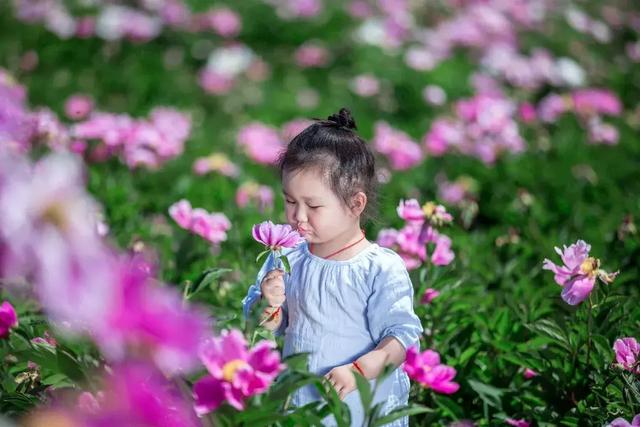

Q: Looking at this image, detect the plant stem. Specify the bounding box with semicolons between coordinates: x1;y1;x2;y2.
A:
586;294;593;368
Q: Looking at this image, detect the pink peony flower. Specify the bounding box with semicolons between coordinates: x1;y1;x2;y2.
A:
81;362;201;426
403;346;459;394
350;74;380;97
523;368;538;379
198;69;235;95
397;199;425;222
423;118;463;157
192;153;239;177
613;337;640;374
420;288;440;304
169;200;231;245
193;330;284;414
235;182;274;213
0;301;18;339
376;228;399;249
169;199;193;229
607;414;640;427
237;122;284;165
543;240;619;305
505;419;530;427
431;235;455;266
372;121;423;170
294;42;330;68
198;7;241;38
571;89;622;117
252;221;304;251
64;94;94;120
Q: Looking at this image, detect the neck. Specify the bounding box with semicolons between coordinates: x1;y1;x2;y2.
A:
309;226;370;260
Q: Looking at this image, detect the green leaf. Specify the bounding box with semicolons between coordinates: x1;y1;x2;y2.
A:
189;267;232;298
371;404;432;426
467;379;504;409
280;255;291;273
354;372;373;416
256;249;271;265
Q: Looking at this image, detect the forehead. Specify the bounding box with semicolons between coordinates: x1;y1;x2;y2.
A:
282;168;333;197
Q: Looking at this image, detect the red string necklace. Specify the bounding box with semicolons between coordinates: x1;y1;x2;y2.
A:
309;229;367;259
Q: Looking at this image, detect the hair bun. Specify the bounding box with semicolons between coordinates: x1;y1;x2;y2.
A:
327;108;357;130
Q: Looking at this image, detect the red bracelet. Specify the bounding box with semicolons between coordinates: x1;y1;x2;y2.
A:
263;306;281;322
352;360;365;377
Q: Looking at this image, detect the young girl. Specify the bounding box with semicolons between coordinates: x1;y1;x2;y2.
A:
242;108;423;427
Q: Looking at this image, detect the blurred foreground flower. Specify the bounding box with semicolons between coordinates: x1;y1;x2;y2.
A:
542;240;618;305
252;220;303;273
193;329;284;414
505;419;530;427
0;301;18;338
403;346;459;394
613;337;639;374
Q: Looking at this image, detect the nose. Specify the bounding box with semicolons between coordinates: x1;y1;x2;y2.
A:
293;204;307;224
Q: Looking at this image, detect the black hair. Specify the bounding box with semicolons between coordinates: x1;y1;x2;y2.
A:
277;107;378;224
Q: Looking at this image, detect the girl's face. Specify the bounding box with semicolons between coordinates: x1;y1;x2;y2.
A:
282;168;359;244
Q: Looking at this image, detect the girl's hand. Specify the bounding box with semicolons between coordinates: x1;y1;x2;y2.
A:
324;364;357;400
260;269;285;307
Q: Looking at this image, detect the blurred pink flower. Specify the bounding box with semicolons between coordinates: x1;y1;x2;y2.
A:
282;0;323;18
607;414;640;427
294;42;330;68
193;330;284;413
431;235;454;266
81;362;201;426
613;337;640;374
523;368;538;379
0;301;18;339
423;85;447;106
281;118;313;142
198;69;235;95
169;200;231;245
168;199;193;229
64;94;94;120
197;7;241;37
236;182;274;212
423;118;463;156
376;228;399;248
347;0;373;18
237;122;284;165
543;240;618;305
572;89;622;116
518;102;537;123
397;199;424;222
372;121;423;170
192;153;239;177
252;220;304;250
505;419;530;427
350;74;380;97
77;391;103;414
420;288;440;304
403;346;459;394
31;331;57;347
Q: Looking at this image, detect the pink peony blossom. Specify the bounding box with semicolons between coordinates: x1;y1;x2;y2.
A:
64;94;94;120
169;200;231;245
571;89;622;117
252;221;304;250
613;337;640;374
403;346;459;394
0;301;18;339
197;7;241;37
372;121;423;170
350;74;380;97
431;234;455;266
193;330;284;413
192;153;239;177
397;199;425;222
523;368;538;379
237;122;284;165
235;182;274;213
505;419;530;427
294;42;330;68
607;414;640;427
420;288;440;304
543;240;619;305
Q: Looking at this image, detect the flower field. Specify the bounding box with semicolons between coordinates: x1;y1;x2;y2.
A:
0;0;639;426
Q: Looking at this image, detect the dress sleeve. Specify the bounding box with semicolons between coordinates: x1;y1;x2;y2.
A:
366;262;423;351
242;251;276;319
241;252;289;336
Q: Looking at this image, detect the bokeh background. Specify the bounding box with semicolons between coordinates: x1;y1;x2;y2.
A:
0;0;639;426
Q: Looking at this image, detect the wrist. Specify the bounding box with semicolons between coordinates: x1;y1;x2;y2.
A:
351;359;366;378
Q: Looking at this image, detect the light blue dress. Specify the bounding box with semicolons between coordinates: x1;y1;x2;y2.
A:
242;242;423;427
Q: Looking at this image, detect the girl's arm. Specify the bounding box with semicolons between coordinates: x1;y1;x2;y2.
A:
351;335;406;379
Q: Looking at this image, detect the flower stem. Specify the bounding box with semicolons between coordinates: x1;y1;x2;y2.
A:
586;294;593;367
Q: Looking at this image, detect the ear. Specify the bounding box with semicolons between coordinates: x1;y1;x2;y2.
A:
350;192;367;216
